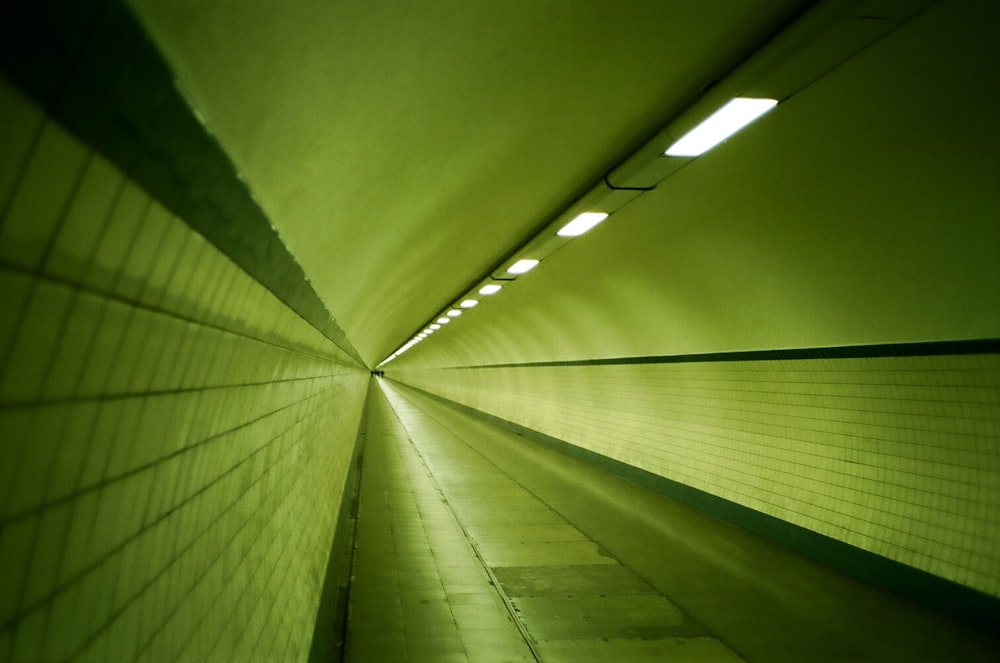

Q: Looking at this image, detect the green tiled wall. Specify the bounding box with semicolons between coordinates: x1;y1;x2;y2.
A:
392;353;1000;600
0;78;368;661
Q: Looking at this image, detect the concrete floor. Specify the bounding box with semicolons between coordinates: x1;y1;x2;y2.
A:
343;380;1000;662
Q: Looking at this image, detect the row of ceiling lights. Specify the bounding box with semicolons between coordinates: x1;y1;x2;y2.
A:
377;98;777;367
377;2;929;368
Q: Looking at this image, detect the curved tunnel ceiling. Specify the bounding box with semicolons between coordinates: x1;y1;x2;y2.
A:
126;0;1000;368
125;0;812;366
394;0;1000;368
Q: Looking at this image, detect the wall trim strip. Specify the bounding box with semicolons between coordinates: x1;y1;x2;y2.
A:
0;0;366;367
442;338;1000;370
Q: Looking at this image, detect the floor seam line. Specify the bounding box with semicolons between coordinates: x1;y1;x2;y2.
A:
376;382;543;663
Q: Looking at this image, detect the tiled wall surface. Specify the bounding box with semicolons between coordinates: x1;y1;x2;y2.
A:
393;353;1000;599
0;78;368;661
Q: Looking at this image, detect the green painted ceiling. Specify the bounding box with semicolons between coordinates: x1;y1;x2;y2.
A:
126;0;1000;368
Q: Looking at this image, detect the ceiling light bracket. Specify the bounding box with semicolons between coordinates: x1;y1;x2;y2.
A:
603;172;656;192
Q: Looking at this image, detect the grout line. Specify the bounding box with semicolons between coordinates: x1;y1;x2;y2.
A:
0;372;353;411
0;257;354;366
0;382;335;530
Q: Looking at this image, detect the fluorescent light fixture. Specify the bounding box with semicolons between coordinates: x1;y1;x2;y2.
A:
479;284;502;295
557;212;608;237
460;299;478;308
665;97;778;157
447;309;462;317
436;317;450;324
423;328;434;334
507;259;539;274
430;324;441;330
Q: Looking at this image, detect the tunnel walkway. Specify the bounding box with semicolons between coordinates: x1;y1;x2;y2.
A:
343;380;999;662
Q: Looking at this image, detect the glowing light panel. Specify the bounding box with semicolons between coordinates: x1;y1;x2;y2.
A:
557;212;608;237
507;259;539;274
665;97;778;157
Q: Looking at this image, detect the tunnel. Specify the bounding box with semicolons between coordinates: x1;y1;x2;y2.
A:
1;0;998;661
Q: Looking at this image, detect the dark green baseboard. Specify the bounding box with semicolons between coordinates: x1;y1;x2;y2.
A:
397;381;1000;633
308;394;369;663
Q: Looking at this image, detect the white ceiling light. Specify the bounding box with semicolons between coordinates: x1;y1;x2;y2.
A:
430;324;441;330
436;317;450;324
557;212;608;237
665;97;778;157
507;259;539;274
479;284;502;295
447;309;462;317
460;299;478;308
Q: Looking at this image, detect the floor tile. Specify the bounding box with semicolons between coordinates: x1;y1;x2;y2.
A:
346;381;1000;663
492;564;655;596
536;636;745;662
343;386;534;662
